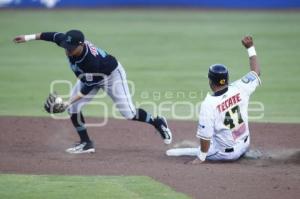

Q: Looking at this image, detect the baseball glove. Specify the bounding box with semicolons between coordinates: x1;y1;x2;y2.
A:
44;93;67;114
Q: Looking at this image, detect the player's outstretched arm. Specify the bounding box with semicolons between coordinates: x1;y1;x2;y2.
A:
13;33;42;43
187;138;210;165
242;36;261;76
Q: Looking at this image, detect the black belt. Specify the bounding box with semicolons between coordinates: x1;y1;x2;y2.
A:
225;136;248;153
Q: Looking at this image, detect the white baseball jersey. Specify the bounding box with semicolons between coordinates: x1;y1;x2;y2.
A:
197;71;261;151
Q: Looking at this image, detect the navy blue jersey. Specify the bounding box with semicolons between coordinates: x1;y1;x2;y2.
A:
40;32;118;95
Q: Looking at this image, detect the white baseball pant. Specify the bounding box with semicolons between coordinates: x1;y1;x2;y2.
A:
166;137;250;161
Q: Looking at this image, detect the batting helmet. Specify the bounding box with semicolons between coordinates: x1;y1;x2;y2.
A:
208;64;229;86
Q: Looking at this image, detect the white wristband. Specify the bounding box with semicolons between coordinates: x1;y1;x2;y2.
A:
247;46;256;57
197;150;207;161
24;34;36;41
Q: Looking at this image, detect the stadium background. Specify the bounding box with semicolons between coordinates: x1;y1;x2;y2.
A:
1;0;300;8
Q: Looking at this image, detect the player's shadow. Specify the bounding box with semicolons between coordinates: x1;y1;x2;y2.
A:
166;147;300;166
238;148;300;166
167;140;300;166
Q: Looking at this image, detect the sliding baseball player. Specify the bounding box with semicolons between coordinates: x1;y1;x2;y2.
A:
166;36;261;163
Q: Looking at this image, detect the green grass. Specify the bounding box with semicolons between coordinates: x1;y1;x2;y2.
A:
0;10;299;123
0;174;190;199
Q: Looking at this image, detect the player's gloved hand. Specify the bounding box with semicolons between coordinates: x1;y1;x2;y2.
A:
13;35;26;43
242;36;254;49
44;92;69;114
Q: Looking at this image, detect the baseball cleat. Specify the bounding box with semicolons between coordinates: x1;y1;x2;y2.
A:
154;116;172;145
65;141;95;154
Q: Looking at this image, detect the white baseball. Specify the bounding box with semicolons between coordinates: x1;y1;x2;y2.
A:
55;97;63;104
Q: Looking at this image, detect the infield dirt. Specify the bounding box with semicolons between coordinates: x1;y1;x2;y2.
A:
0;116;299;199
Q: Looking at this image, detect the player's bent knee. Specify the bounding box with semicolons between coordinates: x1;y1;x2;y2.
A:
122;112;136;120
119;110;136;120
67;106;80;115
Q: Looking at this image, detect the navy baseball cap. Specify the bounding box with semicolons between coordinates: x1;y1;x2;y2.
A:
60;30;84;51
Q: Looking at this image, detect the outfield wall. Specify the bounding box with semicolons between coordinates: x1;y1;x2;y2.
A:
1;0;300;9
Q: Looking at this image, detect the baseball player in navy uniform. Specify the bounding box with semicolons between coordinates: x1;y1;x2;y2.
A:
166;36;261;164
13;30;172;154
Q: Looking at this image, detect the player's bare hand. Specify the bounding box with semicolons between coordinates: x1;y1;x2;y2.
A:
242;36;254;49
185;158;204;165
13;35;26;43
